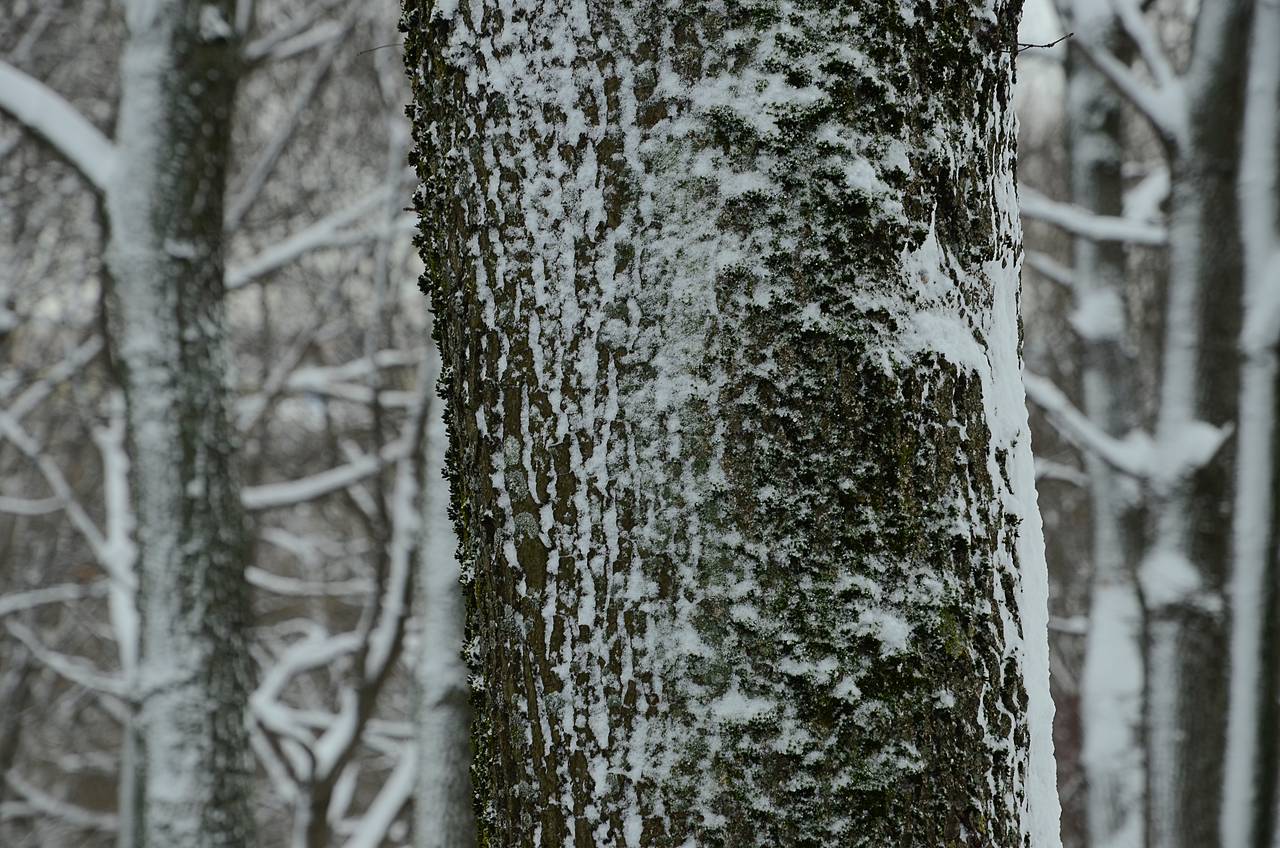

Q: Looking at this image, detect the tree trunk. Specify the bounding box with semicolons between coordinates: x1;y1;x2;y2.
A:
1142;4;1251;847
105;2;254;846
415;404;478;848
405;2;1059;845
1221;3;1280;844
1059;10;1147;847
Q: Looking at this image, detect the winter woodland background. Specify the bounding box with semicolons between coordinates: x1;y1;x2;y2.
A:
0;0;1277;846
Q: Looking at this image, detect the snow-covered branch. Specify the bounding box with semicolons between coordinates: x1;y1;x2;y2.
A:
225;190;413;290
1024;250;1077;290
0;582;108;619
1113;0;1177;92
3;772;118;832
0;62;117;192
226;12;356;231
0;61;117;192
341;750;415;848
0;409;114;576
4;621;128;699
1020;186;1167;245
1023;371;1153;478
241;439;410;512
1074;36;1187;147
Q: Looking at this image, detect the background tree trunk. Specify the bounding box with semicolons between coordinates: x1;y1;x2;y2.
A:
1057;7;1146;846
105;2;254;845
1141;4;1251;847
406;1;1059;846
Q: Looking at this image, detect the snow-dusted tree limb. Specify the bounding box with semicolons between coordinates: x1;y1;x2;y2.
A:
341;750;415;848
225;188;412;290
247;566;370;599
0;495;62;516
4;621;128;699
3;772;118;832
241;439;410;511
225;7;357;231
0;582;108;618
241;0;352;64
91;392;138;678
1020;186;1167;245
244;19;344;64
1024;250;1077;290
0;61;117;191
1112;0;1177;92
1122;164;1169;222
0;410;116;578
1034;458;1089;486
1073;37;1187;148
1023;371;1153;478
4;336;102;422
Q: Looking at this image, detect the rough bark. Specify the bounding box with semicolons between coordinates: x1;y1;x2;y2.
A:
104;2;255;846
405;2;1059;846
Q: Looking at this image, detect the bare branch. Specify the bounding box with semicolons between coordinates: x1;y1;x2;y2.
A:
226;190;413;290
4;621;127;699
1113;0;1177;89
242;439;410;512
1023;250;1077;290
0;582;108;618
1020;186;1167;245
225;7;358;231
0;61;117;192
1023;371;1153;478
341;750;415;848
1073;37;1187;147
4;772;118;832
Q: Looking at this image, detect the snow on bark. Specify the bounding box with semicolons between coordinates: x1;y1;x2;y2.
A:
405;0;1059;845
104;1;255;845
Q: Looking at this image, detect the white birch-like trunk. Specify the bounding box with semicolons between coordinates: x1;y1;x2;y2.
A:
1221;2;1280;843
105;2;254;845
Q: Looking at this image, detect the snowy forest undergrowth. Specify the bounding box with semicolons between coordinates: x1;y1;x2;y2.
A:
0;0;1277;846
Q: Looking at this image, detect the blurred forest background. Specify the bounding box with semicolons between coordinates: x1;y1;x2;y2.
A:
1;0;1278;847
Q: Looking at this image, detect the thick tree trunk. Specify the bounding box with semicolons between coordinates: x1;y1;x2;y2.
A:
1058;12;1147;847
1142;4;1251;848
406;2;1059;845
105;2;254;846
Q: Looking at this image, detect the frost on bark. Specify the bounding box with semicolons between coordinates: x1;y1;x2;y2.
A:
405;1;1059;846
105;1;254;845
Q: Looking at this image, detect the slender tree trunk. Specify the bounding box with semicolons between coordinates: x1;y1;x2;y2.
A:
1221;3;1280;844
1142;4;1251;847
105;2;254;845
415;403;477;848
406;1;1059;845
1059;17;1147;847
